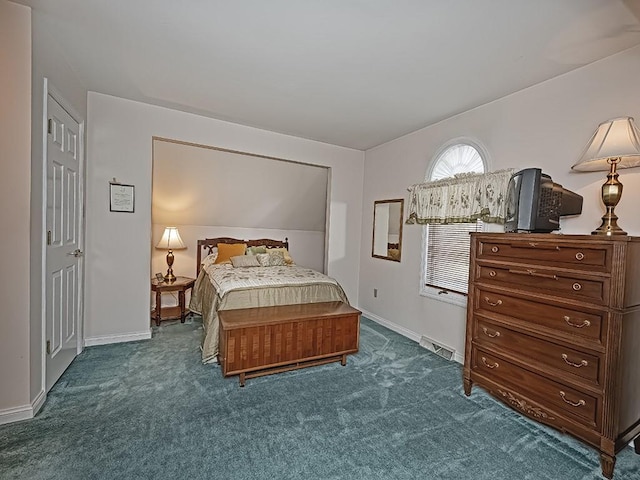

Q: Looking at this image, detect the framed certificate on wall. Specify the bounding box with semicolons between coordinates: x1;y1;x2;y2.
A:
109;183;135;213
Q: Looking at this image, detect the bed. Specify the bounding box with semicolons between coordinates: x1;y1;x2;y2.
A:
189;237;351;364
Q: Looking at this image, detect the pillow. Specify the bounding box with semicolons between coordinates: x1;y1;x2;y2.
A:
230;255;260;268
201;249;218;268
246;245;267;256
266;247;294;265
215;243;247;264
256;251;286;267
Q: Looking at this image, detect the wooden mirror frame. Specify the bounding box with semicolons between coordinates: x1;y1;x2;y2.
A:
372;199;404;262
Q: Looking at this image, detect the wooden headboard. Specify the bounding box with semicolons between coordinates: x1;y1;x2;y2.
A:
196;237;289;274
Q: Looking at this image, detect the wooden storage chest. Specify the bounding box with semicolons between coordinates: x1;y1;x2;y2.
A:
219;301;360;386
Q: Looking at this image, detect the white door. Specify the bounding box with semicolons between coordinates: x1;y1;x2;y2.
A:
45;94;83;391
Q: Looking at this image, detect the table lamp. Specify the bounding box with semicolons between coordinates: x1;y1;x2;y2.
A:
571;117;640;236
156;227;186;282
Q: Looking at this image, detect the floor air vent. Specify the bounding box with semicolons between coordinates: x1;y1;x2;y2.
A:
419;335;455;361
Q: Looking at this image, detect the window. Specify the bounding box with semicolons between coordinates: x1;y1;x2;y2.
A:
422;142;486;304
430;144;485;181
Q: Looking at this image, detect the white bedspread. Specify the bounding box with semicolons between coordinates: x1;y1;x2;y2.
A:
203;263;343;296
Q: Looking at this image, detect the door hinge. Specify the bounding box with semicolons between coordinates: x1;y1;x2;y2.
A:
46;340;51;355
48;118;52;135
47;230;52;245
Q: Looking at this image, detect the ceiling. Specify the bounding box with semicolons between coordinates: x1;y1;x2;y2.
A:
14;0;640;150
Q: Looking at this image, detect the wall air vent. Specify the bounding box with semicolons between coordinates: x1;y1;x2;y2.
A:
419;335;455;361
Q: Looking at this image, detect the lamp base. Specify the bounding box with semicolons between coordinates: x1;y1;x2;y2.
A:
592;211;627;236
164;250;177;282
591;159;627;236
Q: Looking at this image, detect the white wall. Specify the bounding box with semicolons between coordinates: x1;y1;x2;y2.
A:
85;93;364;344
0;0;31;422
152;139;329;233
359;46;640;361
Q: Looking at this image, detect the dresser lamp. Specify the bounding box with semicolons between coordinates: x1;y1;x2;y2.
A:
571;117;640;236
156;227;186;282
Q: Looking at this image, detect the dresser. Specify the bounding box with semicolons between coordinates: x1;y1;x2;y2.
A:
463;233;640;479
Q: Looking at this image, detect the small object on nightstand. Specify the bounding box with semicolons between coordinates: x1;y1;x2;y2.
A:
150;276;195;326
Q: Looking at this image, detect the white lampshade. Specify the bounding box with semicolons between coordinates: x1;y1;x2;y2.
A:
572;117;640;172
156;227;186;250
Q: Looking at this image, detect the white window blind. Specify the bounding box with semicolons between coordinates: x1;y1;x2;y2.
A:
425;221;482;294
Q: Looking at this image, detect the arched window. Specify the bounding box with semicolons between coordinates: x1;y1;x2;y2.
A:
422;141;487;304
429;144;485;180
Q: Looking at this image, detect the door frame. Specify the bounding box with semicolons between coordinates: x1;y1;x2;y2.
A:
40;78;86;396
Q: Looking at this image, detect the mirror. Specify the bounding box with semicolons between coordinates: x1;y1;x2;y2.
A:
372;199;404;262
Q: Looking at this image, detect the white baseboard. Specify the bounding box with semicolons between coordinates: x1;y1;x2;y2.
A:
359;308;422;342
359;308;464;364
84;330;151;347
0;403;33;425
31;388;46;416
0;388;48;425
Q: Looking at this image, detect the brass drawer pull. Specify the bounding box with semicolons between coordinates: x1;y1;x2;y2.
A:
511;242;560;251
559;391;586;408
572;283;582;291
575;252;585;261
489;270;497;277
509;268;558;280
481;357;499;369
563;316;591;328
491;246;499;253
484;297;503;307
482;327;501;338
561;353;588;368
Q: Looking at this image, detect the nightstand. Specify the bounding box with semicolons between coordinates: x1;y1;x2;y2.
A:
150;276;196;326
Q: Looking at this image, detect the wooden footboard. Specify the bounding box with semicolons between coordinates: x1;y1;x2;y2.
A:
218;301;360;386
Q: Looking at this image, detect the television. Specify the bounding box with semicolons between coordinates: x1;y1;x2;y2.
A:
505;168;583;233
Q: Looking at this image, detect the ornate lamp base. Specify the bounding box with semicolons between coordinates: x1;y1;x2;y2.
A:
592;212;627;236
592;159;627;236
164;250;177;282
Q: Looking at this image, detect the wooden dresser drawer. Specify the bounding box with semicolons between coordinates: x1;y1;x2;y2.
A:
474;288;605;345
473;319;602;385
476;264;608;304
472;349;600;427
476;239;611;272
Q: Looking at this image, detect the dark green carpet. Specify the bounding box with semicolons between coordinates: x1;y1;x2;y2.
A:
1;317;638;479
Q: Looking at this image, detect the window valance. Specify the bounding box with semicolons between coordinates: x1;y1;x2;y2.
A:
406;168;515;225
